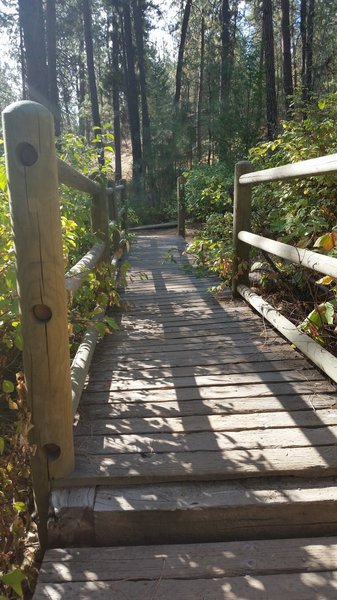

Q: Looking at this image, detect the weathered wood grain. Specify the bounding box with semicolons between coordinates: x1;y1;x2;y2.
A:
55;445;337;487
33;572;337;599
79;394;336;419
74;407;337;436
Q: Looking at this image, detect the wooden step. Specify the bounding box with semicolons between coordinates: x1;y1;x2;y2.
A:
34;536;337;599
48;477;337;547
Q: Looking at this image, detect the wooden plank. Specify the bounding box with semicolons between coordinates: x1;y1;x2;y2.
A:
49;479;337;546
101;330;283;349
56;445;337;486
33;571;337;599
38;537;337;582
85;369;324;393
74;407;337;436
90;349;302;372
79;380;334;405
89;358;309;379
79;394;336;418
75;425;337;455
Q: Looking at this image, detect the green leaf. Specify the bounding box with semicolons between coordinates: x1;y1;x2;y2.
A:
95;321;106;336
2;569;25;598
105;317;119;330
0;436;4;455
13;501;27;513
2;379;14;393
14;331;23;351
318;100;326;110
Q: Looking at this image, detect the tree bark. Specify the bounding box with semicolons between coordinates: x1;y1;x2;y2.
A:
18;0;48;106
132;0;152;178
300;0;315;103
280;0;294;115
300;0;307;94
220;0;230;109
82;0;104;166
46;0;61;135
196;11;205;162
305;0;315;98
112;7;122;181
174;0;192;107
262;0;278;139
77;37;86;138
122;0;142;181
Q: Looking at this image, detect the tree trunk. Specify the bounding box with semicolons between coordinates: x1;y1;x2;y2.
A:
220;0;230;109
281;0;294;115
77;37;86;138
112;7;122;181
18;0;48;106
122;0;142;181
174;0;192;107
82;0;104;166
301;0;315;104
196;11;205;162
305;0;315;98
46;0;61;135
300;0;307;94
262;0;278;140
132;0;152;179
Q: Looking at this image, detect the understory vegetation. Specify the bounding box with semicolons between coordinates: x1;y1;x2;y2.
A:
186;91;337;352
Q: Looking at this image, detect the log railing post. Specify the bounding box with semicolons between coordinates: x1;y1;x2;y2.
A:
120;179;128;233
107;181;117;221
91;184;110;262
177;175;186;238
232;161;252;297
2;101;74;544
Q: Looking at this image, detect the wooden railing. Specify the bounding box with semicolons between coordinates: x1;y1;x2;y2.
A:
2;100;127;544
232;154;337;384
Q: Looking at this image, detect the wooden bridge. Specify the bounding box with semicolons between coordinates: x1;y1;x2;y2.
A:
3;102;337;599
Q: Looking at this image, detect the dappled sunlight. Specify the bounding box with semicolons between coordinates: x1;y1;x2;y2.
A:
37;233;334;586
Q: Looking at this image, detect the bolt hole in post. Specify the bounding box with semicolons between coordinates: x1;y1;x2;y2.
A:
16;142;38;167
43;443;61;461
33;304;52;322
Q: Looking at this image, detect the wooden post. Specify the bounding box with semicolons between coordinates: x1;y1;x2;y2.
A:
2;101;74;544
107;181;117;221
91;184;110;262
177;175;186;238
232;161;252;297
120;179;128;232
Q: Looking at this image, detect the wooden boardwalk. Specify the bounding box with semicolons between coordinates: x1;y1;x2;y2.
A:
36;234;337;599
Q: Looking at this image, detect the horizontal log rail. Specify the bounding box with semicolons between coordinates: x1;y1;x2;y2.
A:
2;100;128;546
237;231;337;280
65;242;106;296
232;154;337;388
239;153;337;185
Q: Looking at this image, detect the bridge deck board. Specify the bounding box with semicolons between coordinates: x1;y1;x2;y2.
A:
55;234;337;487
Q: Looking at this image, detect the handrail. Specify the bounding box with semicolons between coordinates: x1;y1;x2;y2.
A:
237;231;337;280
57;157;101;194
2;100;128;545
232;152;337;388
239;153;337;185
65;242;106;296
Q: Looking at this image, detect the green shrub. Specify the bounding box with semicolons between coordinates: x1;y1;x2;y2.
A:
184;163;233;221
249;91;337;244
